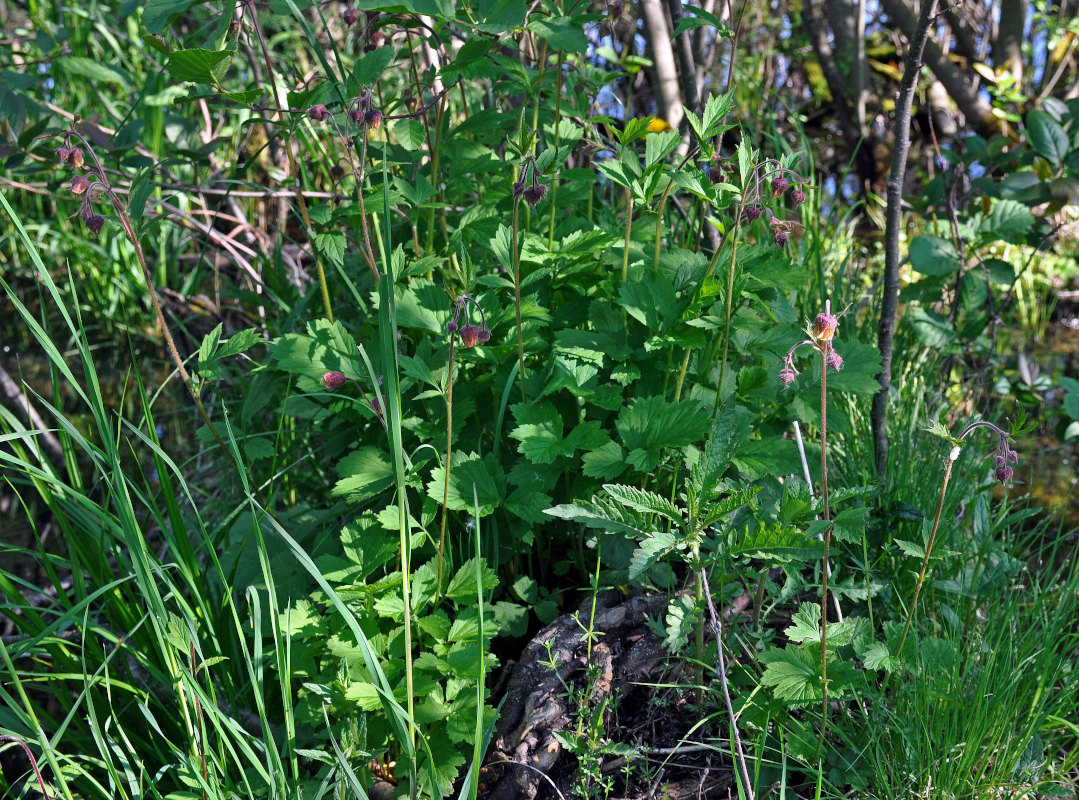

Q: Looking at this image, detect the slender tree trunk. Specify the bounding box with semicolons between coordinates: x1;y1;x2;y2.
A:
878;0;995;132
665;0;702;119
994;0;1026;85
871;0;939;480
639;0;684;129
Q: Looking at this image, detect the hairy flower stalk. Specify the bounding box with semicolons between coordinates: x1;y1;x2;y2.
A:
438;295;491;597
779;299;841;746
896;420;1018;657
512;158;544;403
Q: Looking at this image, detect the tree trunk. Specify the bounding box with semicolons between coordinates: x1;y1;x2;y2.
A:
872;0;939;480
994;0;1026;85
878;0;996;133
638;0;684;129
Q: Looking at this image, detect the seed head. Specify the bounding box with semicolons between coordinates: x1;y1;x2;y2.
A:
308;104;331;122
771;176;789;196
85;213;105;235
342;6;360;25
744;205;762;222
995;464;1014;484
772;224;790;247
791;187;807;206
778;366;796;386
523;183;547;206
322;371;347;389
477;326;491;344
447;320;459;335
826;349;844;371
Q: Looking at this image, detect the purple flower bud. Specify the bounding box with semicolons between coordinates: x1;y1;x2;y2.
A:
330;164;345;181
791;187;807;206
512;180;525;200
364;109;383;129
477;327;491;344
779;367;796;386
1006;449;1018;464
307;104;330;122
771;176;789;196
343;6;360;25
744;205;762;222
995;464;1013;484
447;320;459;334
826;349;843;371
773;226;789;247
85;213;105;235
523;183;547;207
322;371;347;389
71;175;91;195
708;165;725;184
56;146;72;164
348;105;366;125
459;325;482;348
69;147;85;169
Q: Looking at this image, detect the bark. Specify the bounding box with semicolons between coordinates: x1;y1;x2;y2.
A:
823;0;868;134
993;0;1026;85
878;0;995;133
665;0;703;120
872;0;938;480
638;0;684;129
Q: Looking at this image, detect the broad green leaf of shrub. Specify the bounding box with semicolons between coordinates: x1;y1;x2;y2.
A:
1026;110;1069;167
269;318;366;380
909;306;959;350
141;0;198;33
617;396;710;472
353;46;395;87
528;16;589;52
909;234;960;276
982;198;1035;243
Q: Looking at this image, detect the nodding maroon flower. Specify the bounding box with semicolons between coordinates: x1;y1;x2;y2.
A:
813;311;839;342
744;205;762;222
522;183;548;206
512;180;526;201
779;366;797;386
364;109;383;129
342;6;360;25
348;105;365;125
772;223;790;247
70;174;91;195
708;165;725;184
995;464;1014;484
85;213;105;235
477;327;491;344
322;371;347;389
69;148;85;169
370;30;384;46
771;176;789;196
458;325;482;348
330;164;345;182
56;146;72;164
826;349;844;371
791;187;807;206
307;104;330;122
447;320;459;335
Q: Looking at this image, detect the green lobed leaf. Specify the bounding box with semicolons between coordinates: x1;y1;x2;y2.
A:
426;452;505;516
759;646;822;705
166;48;231;84
616;396;711;472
